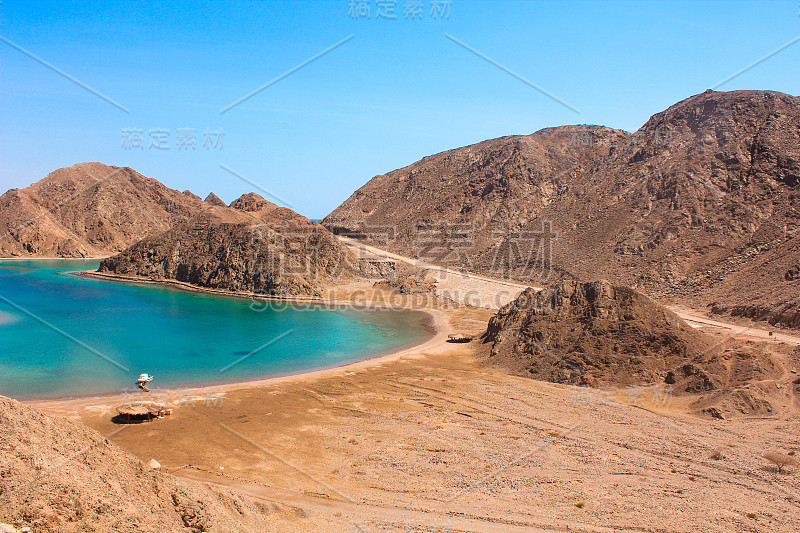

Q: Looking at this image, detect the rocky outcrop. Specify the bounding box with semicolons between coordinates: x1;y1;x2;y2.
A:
480;280;785;417
98;195;358;297
0;163;208;257
229;192;277;213
0;396;277;532
325;90;800;328
481;281;717;389
480;280;781;406
182;190;202;201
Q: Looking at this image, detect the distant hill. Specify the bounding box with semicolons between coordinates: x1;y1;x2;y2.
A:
324;90;800;327
0;162;207;257
0;163;362;297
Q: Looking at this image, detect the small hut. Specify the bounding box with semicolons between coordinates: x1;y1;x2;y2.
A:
447;333;473;343
116;401;168;423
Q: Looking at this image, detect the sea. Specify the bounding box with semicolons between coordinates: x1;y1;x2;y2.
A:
0;260;433;399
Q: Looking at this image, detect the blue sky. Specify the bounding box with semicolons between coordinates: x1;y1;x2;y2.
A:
1;0;799;219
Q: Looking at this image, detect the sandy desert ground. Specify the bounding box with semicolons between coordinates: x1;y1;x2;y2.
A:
31;296;800;533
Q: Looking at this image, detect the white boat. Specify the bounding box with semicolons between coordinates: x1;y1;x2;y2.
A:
137;373;154;385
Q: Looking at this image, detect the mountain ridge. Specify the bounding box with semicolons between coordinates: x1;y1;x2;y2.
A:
0;162;209;258
324;89;800;327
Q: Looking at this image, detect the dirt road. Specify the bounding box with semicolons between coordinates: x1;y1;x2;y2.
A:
342;236;800;347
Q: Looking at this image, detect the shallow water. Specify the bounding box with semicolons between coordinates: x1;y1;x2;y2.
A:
0;260;433;400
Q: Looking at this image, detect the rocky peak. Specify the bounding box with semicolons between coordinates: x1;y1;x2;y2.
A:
204;192;227;206
182;190;201;201
0;162;208;258
229;192;278;213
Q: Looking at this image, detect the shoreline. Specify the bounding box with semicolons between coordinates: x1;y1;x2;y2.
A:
77;270;331;306
76;268;477;315
11;262;453;406
25;305;452;411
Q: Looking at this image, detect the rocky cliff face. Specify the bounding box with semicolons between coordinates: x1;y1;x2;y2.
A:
98;195;357;297
0;396;278;532
325;124;627;271
0;163;208;257
325;90;800;327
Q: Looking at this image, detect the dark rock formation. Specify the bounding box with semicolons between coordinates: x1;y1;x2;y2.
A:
480;280;784;416
481;281;717;389
99;196;357;297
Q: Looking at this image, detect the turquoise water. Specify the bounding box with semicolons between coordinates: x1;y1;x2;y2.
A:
0;260;433;400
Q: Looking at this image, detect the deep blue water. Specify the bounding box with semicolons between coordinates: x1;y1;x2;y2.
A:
0;260;433;400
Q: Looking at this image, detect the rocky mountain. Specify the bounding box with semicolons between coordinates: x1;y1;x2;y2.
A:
98;193;358;297
203;192;227;207
0;163;207;257
0;396;278;532
481;280;716;389
0;163;361;297
182;190;202;201
480;280;783;416
325;90;800;327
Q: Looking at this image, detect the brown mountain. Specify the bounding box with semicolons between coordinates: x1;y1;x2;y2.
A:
480;280;782;416
0;162;207;258
98;193;357;297
324;90;800;327
182;190;202;201
0;395;279;532
203;192;227;207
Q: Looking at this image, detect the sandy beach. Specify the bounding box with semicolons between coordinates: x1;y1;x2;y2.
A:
22;256;800;532
17;252;800;532
29;299;800;532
